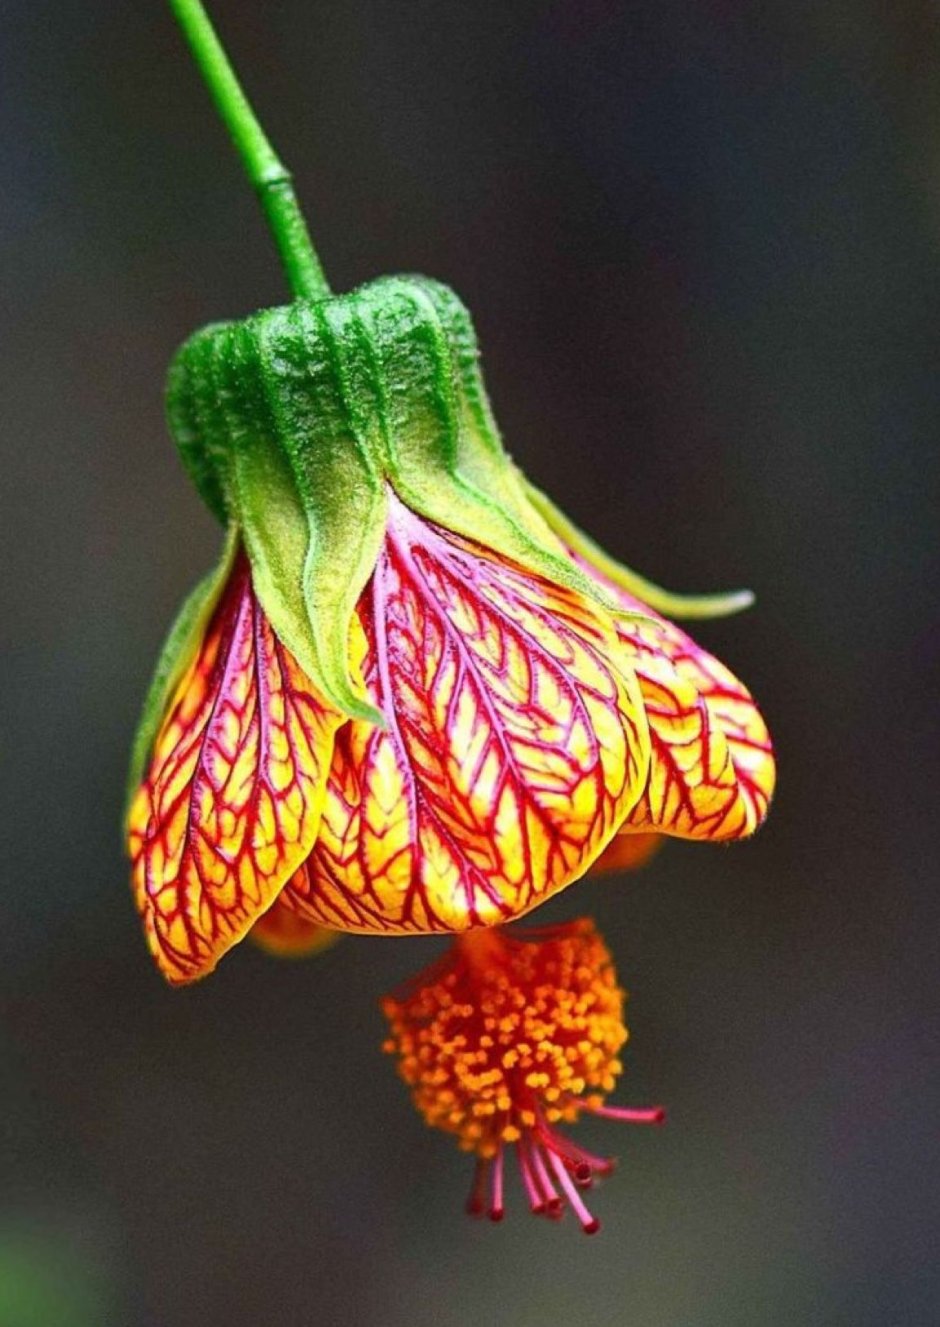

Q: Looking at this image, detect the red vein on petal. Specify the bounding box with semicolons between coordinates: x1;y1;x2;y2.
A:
278;500;647;934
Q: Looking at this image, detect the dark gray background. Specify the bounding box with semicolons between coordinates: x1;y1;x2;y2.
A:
1;2;938;1324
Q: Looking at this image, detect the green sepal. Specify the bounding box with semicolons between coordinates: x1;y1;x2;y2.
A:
524;478;756;620
230;310;386;725
124;524;239;825
165;322;233;524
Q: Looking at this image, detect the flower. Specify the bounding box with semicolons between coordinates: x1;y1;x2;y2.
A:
381;918;663;1232
127;276;775;984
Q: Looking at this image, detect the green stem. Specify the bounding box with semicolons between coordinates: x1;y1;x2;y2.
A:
169;0;331;301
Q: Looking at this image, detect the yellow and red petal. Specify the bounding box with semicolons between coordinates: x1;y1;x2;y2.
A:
249;899;340;958
127;553;344;983
612;591;775;841
278;499;649;934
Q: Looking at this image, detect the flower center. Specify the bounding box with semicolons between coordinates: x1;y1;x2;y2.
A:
381;919;664;1233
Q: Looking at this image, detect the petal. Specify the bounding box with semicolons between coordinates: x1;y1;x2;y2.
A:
249;900;340;957
279;503;649;934
127;554;344;983
614;594;775;840
590;831;663;874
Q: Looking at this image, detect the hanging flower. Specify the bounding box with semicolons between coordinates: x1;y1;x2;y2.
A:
123;0;777;1244
127;276;775;984
381;917;663;1233
128;2;775;985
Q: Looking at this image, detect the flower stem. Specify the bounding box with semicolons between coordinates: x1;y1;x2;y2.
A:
169;0;331;301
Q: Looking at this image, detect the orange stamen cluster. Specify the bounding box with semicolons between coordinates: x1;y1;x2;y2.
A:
381;919;664;1232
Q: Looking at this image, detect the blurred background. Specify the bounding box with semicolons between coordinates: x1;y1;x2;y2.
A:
1;1;938;1324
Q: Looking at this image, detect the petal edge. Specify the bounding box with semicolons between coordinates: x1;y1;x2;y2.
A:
128;554;345;983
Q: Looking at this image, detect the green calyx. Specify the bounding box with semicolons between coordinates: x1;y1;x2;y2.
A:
166;274;615;720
